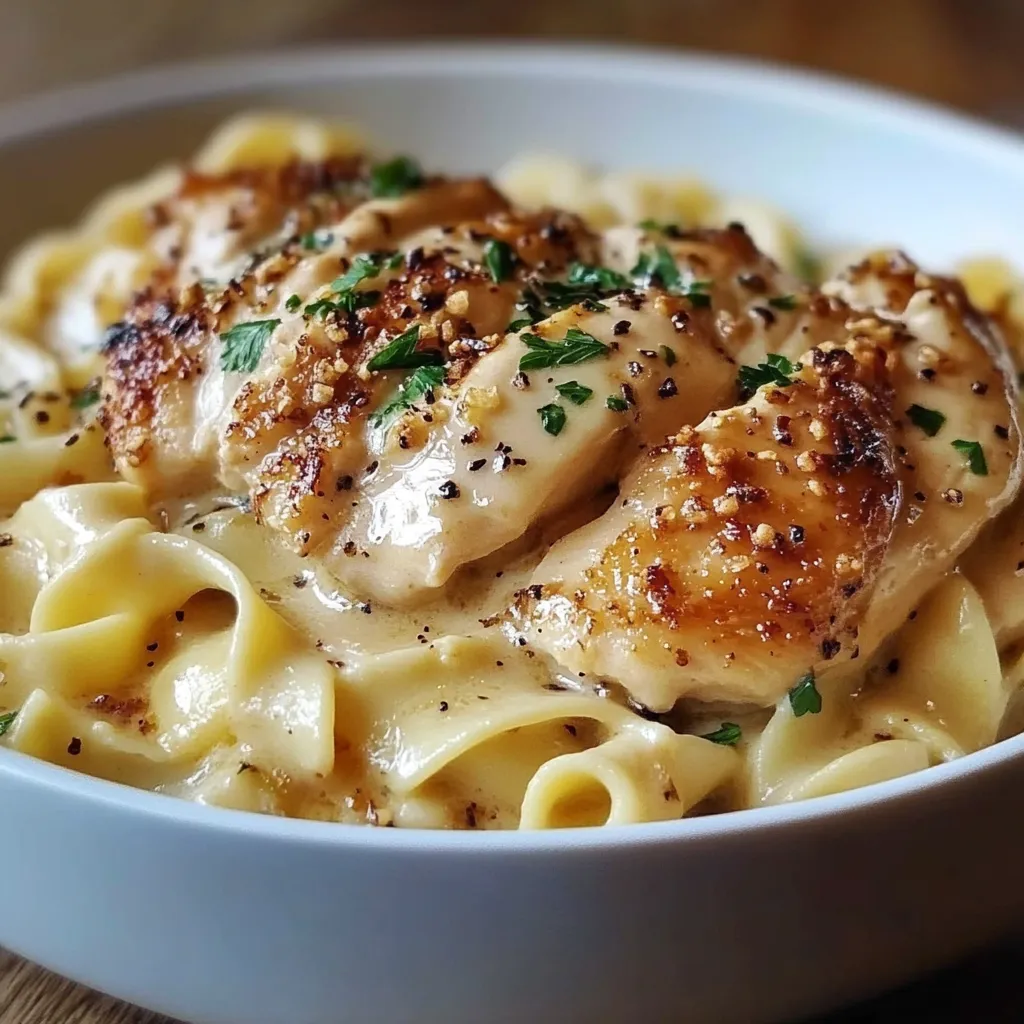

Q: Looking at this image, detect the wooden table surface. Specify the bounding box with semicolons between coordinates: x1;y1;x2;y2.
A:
3;1;1024;1021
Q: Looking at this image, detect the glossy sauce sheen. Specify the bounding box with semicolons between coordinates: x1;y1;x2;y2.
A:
0;126;1021;830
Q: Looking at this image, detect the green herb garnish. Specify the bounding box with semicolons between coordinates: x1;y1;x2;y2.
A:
0;435;14;444
632;245;711;305
285;294;302;313
661;345;677;367
538;403;567;436
906;404;946;437
0;710;16;737
951;438;988;475
367;326;441;372
219;319;280;374
632;245;681;290
637;218;678;233
566;262;630;292
507;318;535;333
369;155;424;198
789;672;822;717
555;380;594;406
331;251;399;293
70;382;101;409
737;353;799;399
606;395;629;412
484;239;516;284
300;231;333;251
700;722;742;745
768;295;798;311
372;364;446;428
518;328;610;372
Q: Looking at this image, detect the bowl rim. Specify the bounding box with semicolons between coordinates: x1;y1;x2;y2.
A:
2;40;1024;852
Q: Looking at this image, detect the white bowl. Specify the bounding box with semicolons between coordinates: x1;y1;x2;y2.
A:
2;44;1024;1024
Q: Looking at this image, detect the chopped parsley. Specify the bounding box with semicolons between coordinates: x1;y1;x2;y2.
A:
700;722;742;745
219;319;280;374
306;290;380;320
637;218;678;233
661;345;677;367
519;328;610;372
906;404;946;437
767;294;798;311
632;245;711;305
484;239;516;283
369;155;424;198
606;395;629;412
507;317;535;333
555;380;594;406
372;364;446;428
367;325;442;372
0;710;16;737
70;382;101;409
566;262;630;292
0;435;14;444
951;438;988;476
285;294;302;313
300;230;333;251
537;403;567;436
789;671;822;717
737;353;799;399
331;251;400;293
632;245;681;290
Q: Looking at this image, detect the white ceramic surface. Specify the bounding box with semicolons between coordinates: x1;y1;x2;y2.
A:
2;45;1024;1024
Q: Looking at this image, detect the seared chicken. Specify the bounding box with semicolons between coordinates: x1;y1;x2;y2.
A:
510;257;1021;710
99;152;1021;716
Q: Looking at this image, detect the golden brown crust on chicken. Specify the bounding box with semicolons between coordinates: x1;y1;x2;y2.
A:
509;334;901;708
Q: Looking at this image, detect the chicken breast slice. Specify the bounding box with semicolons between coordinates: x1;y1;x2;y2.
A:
327;226;820;603
511;263;1021;710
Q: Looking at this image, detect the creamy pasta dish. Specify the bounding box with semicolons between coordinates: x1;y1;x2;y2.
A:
2;113;1024;830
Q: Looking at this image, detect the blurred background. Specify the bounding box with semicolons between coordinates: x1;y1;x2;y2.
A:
2;0;1023;130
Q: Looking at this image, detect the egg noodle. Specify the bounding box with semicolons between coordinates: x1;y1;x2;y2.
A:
0;113;1022;829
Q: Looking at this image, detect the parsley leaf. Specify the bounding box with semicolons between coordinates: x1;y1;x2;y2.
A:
638;218;679;233
285;294;302;313
0;710;16;737
789;672;822;717
538;403;567;436
332;254;382;293
661;345;677;367
0;435;14;444
700;722;742;745
507;317;535;333
737;353;799;399
906;404;946;437
372;365;446;428
566;262;630;291
70;382;101;409
606;395;629;412
951;438;988;475
367;326;442;372
518;328;610;372
484;239;516;283
632;245;681;291
555;380;594;406
632;245;711;305
369;156;424;198
300;231;333;251
768;294;798;311
220;319;280;374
